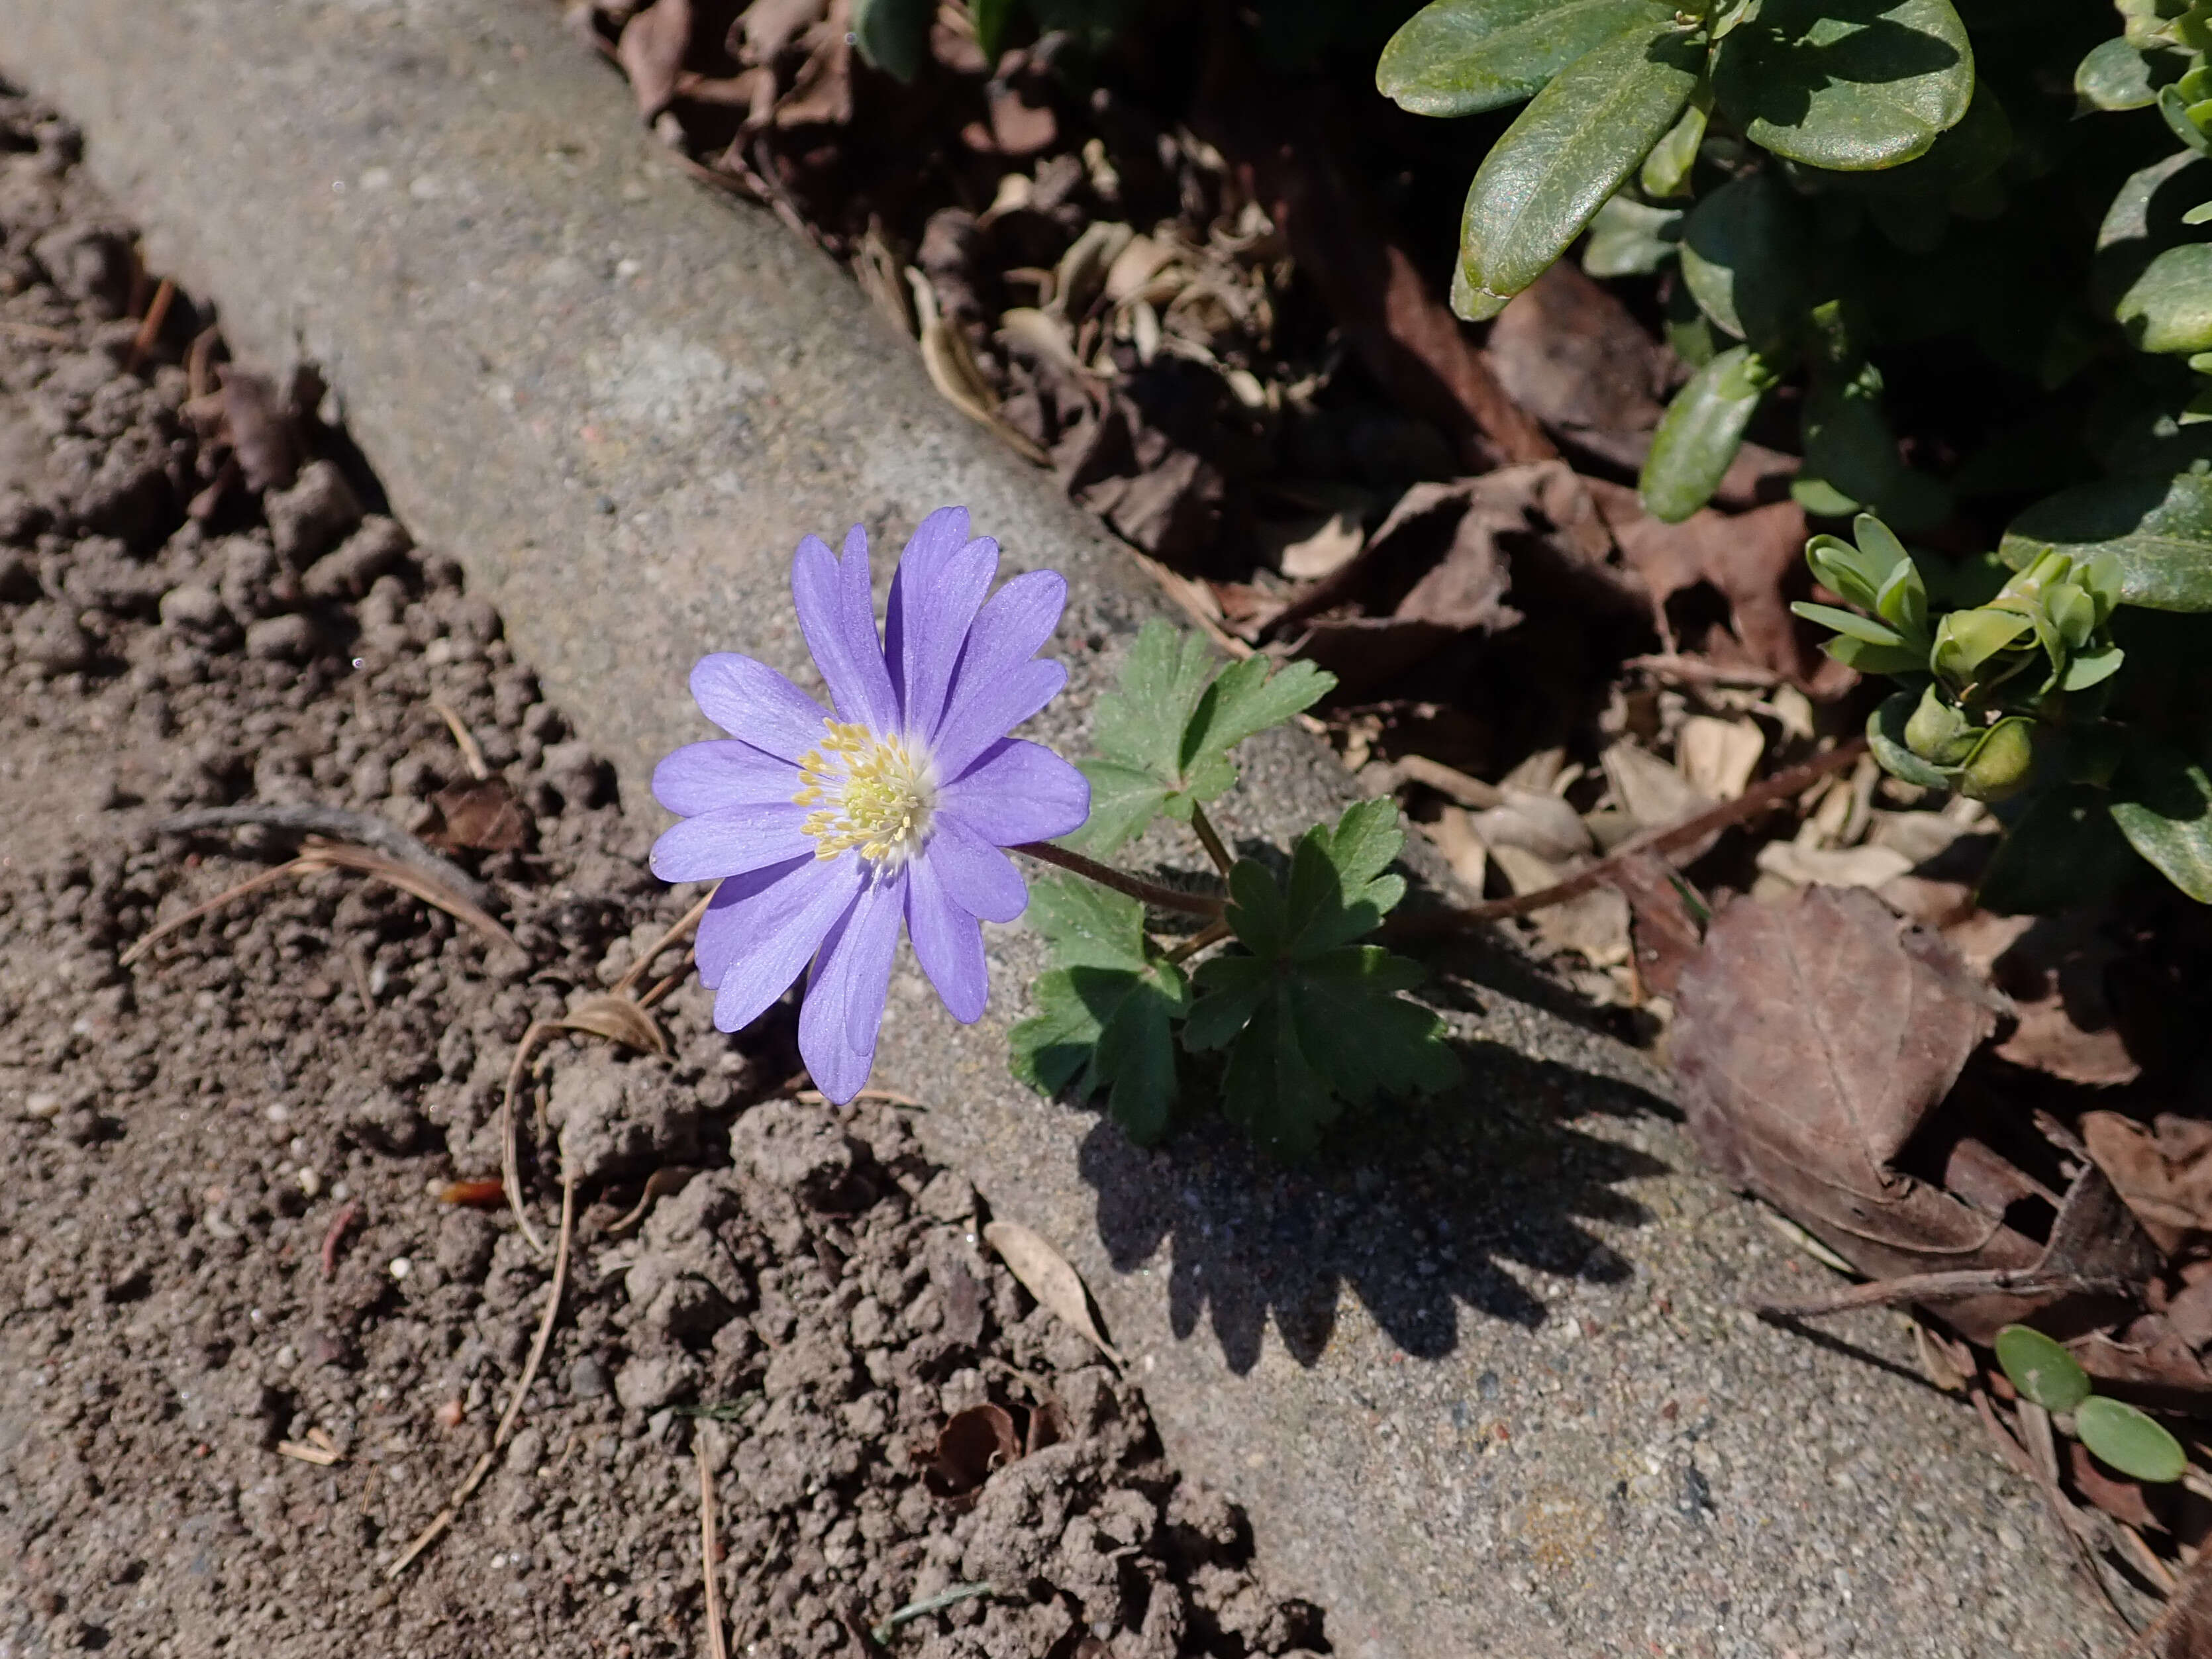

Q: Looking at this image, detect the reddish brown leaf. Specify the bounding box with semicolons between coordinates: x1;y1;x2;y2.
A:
925;1404;1020;1503
617;0;695;121
431;778;529;853
977;80;1056;159
1675;886;2038;1301
1974;914;2143;1088
1606;850;1704;996
772;3;853;128
1587;480;1813;683
2084;1113;2212;1257
1485;261;1667;437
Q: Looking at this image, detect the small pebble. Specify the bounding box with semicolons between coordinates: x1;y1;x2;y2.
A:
389;1256;411;1280
296;1167;321;1197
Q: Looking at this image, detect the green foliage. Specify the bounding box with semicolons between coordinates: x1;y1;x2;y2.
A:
1993;1325;2092;1412
1640;344;1776;521
1186;802;1460;1158
2076;1395;2189;1482
1013;630;1456;1157
2001;470;2212;611
851;0;934;80
1452;21;1703;319
1009;877;1191;1144
1072;620;1334;855
1377;0;1675;117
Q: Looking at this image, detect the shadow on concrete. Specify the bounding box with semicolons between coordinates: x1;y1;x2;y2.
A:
1076;1033;1674;1374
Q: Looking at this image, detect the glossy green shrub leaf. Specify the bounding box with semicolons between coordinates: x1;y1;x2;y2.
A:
2078;37;2182;109
1640;93;1710;199
1711;0;1974;172
851;0;934;81
1993;1326;2091;1413
2117;242;2212;355
1377;0;1674;117
2111;736;2212;901
1868;691;1962;790
2095;151;2212;314
2162;83;2212;154
1828;83;2012;199
1799;377;1951;532
1582;194;1684;277
2000;471;2212;611
1456;21;1702;315
1638;344;1772;521
2076;1396;2189;1483
1978;785;2142;913
1679;172;1811;355
972;0;1017;61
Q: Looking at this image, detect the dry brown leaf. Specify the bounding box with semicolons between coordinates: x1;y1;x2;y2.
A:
1587;481;1814;683
981;1219;1122;1366
559;992;671;1058
1472;787;1590;863
1980;915;2143;1089
1601;739;1711;833
925;1403;1021;1504
431;778;528;853
1485;260;1668;436
215;366;299;493
770;1;852;128
617;0;693;121
1274;511;1364;581
2083;1113;2212;1256
1487;842;1563;897
1674;886;2038;1301
1753;840;1914;890
730;0;825;64
1607;850;1705;997
1425;805;1489;896
1050;221;1134;323
1103;233;1174;304
1676;715;1764;802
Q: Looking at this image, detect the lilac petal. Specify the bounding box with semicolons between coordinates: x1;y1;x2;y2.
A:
798;870;906;1103
885;509;999;736
791;529;898;732
906;854;989;1023
932;569;1068;759
939;738;1091;846
930;658;1066;780
652;740;800;818
650;801;819;883
689;653;829;762
920;814;1029;923
695;854;866;1033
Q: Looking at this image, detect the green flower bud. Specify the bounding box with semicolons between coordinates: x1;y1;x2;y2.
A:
1958;717;2037;801
1903;684;1978;765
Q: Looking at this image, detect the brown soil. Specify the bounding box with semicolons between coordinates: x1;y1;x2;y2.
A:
0;86;1323;1659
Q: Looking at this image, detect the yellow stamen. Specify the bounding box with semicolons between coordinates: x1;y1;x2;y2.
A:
791;720;935;867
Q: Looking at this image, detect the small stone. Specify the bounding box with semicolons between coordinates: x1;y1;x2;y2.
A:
244;613;317;662
264;458;364;564
302;515;411;600
915;1170;976;1223
16;603;91;672
568;1355;611;1399
158;581;228;633
389;1256;412;1280
613;1352;699;1413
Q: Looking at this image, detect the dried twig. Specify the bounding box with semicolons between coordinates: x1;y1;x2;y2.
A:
1382;738;1870;940
1752;1268;2137;1321
320;1199;362;1280
276;1438;345;1467
152;802;498;913
0;318;70;345
119;859;308;968
428;699;491;781
126;276;174;373
499;1021;560;1257
387;1168;576;1580
696;1421;730;1659
613;889;714;997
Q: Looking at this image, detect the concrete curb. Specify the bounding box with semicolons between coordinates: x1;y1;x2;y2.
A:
0;4;2099;1650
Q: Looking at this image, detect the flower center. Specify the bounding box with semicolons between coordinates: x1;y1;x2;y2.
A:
793;721;936;867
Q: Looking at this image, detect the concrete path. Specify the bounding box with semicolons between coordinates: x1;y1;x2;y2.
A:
1;3;2103;1652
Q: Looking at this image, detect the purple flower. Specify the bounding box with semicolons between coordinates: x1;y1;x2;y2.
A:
650;507;1089;1103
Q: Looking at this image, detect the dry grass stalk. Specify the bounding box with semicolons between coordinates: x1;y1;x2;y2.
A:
696;1421;730;1659
429;698;492;781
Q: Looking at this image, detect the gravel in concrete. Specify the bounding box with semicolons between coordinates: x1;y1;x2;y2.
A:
0;3;2107;1650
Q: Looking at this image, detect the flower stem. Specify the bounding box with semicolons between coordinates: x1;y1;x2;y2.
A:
1162;918;1233;964
1188;805;1234;878
1013;842;1225;918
